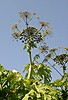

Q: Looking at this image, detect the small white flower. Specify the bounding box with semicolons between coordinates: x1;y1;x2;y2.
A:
40;21;49;27
12;69;18;73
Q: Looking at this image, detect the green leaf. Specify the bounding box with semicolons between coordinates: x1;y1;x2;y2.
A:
23;64;30;72
53;76;67;87
23;43;27;49
33;54;40;62
0;64;5;71
22;89;35;100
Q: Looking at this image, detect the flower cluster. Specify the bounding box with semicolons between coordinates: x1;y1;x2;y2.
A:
53;54;68;65
38;45;49;53
19;27;42;43
19;12;36;23
12;12;52;47
40;21;49;27
19;12;31;19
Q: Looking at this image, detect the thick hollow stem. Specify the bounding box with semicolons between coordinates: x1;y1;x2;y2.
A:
25;17;32;79
27;50;32;79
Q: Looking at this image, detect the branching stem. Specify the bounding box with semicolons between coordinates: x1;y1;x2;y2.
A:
47;61;63;77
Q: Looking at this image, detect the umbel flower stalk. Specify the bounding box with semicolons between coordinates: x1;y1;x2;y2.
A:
25;15;32;79
12;12;52;79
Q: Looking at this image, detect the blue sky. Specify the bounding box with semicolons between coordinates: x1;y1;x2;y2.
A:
0;0;68;80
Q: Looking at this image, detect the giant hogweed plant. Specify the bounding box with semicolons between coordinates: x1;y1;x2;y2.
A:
11;11;52;82
43;46;68;99
0;12;68;100
11;12;68;100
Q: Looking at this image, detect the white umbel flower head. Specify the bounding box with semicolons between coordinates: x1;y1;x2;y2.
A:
12;69;18;73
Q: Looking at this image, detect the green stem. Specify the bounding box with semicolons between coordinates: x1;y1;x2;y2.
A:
27;49;32;79
62;65;66;76
47;61;63;77
25;17;32;79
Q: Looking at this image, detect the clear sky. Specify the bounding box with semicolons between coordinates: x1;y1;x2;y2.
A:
0;0;68;80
